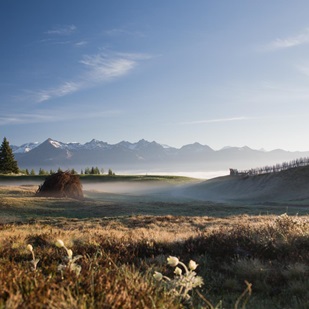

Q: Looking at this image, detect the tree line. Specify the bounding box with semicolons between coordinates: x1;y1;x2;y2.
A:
230;157;309;176
24;167;116;176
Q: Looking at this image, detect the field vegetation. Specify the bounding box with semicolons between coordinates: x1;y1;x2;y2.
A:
0;181;308;308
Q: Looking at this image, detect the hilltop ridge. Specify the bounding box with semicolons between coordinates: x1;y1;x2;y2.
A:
181;165;309;204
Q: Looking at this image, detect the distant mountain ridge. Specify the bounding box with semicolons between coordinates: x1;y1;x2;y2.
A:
12;138;309;173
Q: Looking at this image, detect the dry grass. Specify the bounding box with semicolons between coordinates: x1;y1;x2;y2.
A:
0;186;308;308
0;213;308;308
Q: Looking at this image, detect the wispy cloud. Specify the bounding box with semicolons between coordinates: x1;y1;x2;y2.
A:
40;25;80;47
104;28;145;38
74;41;87;47
40;38;87;47
34;81;82;103
262;28;309;51
180;117;249;125
80;53;137;82
30;52;150;103
0;113;56;125
46;24;77;35
0;109;123;125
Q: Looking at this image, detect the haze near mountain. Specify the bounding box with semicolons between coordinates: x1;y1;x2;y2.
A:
13;138;309;175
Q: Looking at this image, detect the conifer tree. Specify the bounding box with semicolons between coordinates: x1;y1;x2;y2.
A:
0;137;19;174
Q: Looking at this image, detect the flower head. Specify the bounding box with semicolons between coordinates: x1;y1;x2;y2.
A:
188;260;198;271
174;267;182;276
55;239;65;248
167;256;179;267
27;244;33;252
153;271;163;281
67;249;73;259
192;276;204;287
70;263;81;276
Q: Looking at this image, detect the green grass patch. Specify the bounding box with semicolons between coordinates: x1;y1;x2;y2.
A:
0;174;199;184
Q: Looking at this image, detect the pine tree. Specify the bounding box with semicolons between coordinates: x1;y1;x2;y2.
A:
0;137;19;174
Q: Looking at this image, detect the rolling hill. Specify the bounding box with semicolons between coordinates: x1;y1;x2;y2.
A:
180;165;309;204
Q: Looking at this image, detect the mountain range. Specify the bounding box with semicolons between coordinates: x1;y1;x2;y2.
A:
12;138;309;173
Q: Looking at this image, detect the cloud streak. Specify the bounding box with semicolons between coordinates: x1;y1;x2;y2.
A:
0;109;123;126
34;81;82;103
104;28;145;38
80;53;137;82
263;28;309;51
74;41;87;47
180;117;249;125
46;25;77;35
30;52;149;103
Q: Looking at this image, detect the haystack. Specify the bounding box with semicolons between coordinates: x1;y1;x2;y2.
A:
36;171;84;199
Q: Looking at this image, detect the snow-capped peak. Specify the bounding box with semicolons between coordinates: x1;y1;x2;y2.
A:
220;146;233;150
47;138;85;151
160;143;173;149
84;139;110;150
50;140;62;148
13;142;40;153
239;146;252;151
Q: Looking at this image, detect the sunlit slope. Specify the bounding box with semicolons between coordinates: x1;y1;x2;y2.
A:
182;165;309;203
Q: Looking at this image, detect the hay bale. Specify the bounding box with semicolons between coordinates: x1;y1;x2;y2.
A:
36;171;84;199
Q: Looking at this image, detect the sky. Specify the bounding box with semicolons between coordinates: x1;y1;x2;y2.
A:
1;1;309;151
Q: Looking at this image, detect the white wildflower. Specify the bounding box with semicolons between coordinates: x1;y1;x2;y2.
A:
174;267;182;276
55;239;82;277
55;239;65;248
67;249;73;259
70;263;81;276
167;256;179;267
153;271;163;281
154;256;204;300
192;276;204;287
188;260;198;271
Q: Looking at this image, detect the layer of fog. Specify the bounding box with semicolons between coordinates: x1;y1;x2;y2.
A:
116;170;228;179
82;181;184;196
0;170;228;198
82;171;224;196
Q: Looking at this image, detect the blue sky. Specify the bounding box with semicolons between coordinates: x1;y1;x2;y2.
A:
1;1;309;151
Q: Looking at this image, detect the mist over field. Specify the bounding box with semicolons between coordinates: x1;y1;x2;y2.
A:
117;170;229;179
82;181;178;195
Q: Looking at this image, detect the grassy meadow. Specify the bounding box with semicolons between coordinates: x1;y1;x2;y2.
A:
0;177;308;308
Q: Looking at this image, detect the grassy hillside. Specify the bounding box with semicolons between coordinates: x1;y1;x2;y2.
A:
182;165;309;205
